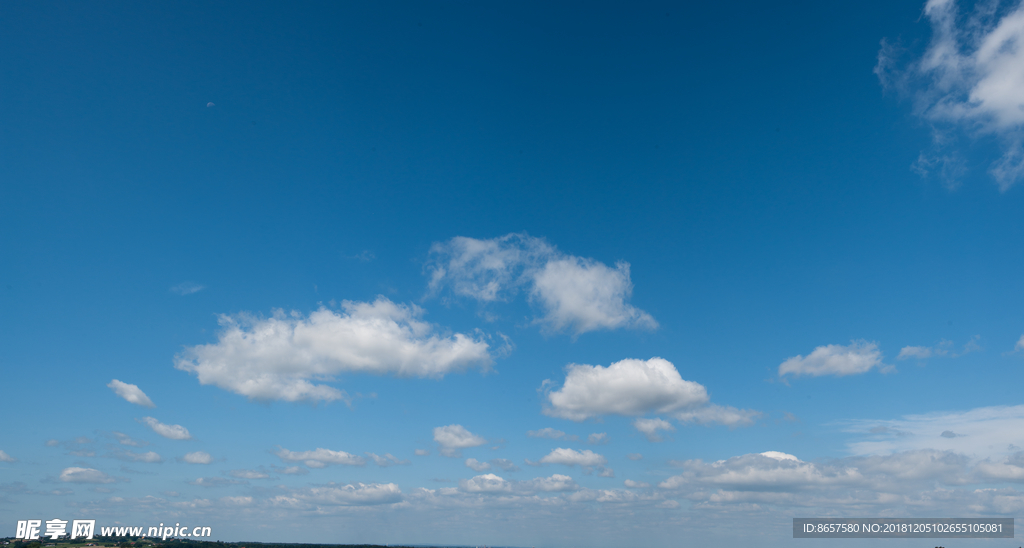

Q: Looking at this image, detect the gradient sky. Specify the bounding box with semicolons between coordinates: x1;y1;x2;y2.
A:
3;1;1024;547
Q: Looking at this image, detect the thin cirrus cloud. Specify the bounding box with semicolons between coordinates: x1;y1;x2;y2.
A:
170;282;205;295
107;380;155;408
433;425;486;457
876;0;1024;190
778;340;885;378
174;297;493;403
541;357;754;428
426;233;657;335
527;428;566;439
898;336;981;360
138;417;191;440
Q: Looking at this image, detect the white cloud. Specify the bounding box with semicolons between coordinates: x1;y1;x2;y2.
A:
843;404;1024;459
526;474;579;492
279;482;402;506
675;404;762;427
778;340;883;377
139;417;191;440
107;380;155;408
1015;335;1024;352
459;473;512;493
189;477;246;487
623;479;650;488
627;453;643;461
59;467;116;484
414;449;430;456
877;0;1024;190
0;450;15;462
633;418;674;442
539;448;607;468
588;432;608;444
527;427;565;439
182;451;213;464
108;449;162;463
365;453;410;467
229;469;269;479
171;282;205;295
175;297;493;403
433;425;486;457
543;357;709;421
899;337;980;360
113;432;145;447
427;233;656;335
465;458;491;472
275;447;366;467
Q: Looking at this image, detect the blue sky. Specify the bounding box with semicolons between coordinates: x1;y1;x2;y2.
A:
3;0;1024;546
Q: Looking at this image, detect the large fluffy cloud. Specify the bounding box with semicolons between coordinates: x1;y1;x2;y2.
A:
778;340;883;377
542;358;709;421
427;233;656;335
175;297;493;403
433;424;487;457
107;380;156;408
877;0;1024;190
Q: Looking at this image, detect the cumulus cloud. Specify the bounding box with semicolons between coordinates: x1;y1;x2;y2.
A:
59;467;116;484
275;447;366;467
527;427;566;439
107;380;156;408
175;297;493;403
426;233;656;335
0;450;15;462
434;425;486;457
458;473;579;495
139;417;191;440
543;357;709;421
624;479;650;488
181;451;213;464
675;404;762;428
877;0;1024;190
778;340;884;377
465;458;491;472
539;448;607;468
633;418;674;442
460;473;511;493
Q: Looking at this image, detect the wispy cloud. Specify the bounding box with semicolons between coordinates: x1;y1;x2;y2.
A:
779;340;885;377
877;0;1024;190
107;380;155;408
138;417;191;440
170;282;205;296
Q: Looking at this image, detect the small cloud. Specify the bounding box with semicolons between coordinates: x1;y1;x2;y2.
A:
344;251;375;262
527;428;565;439
112;432;146;447
181;451;213;464
0;450;15;462
782;412;800;423
941;430;964;438
414;449;430;456
276;447;365;467
171;282;205;296
490;458;520;472
632;418;674;442
588;433;609;445
623;479;650;488
106;449;162;463
365;452;410;467
465;458;491;472
434;424;486;457
189;477;246;487
59;467;117;484
206;102;215;107
779;340;883;377
139;417;191;440
626;453;643;461
107;380;155;408
539;448;607;468
228;469;269;479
